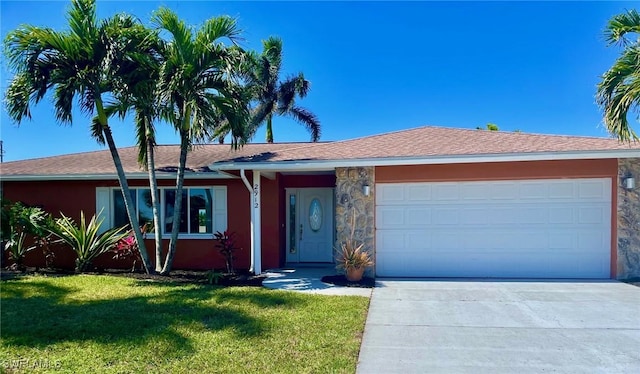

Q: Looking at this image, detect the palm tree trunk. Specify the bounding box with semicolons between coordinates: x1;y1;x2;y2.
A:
96;99;153;274
161;130;188;275
146;138;163;273
266;114;274;143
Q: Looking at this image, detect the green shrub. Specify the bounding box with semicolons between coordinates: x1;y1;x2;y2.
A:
1;200;55;271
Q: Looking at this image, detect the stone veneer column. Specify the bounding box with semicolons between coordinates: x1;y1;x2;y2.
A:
617;158;640;279
335;167;375;276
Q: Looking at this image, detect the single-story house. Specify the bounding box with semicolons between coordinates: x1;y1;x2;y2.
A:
2;126;639;279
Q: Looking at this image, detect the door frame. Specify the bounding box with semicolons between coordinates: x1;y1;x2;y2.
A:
285;187;335;263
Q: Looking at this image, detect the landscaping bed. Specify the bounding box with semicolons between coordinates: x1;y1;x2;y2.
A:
0;267;266;287
321;274;376;288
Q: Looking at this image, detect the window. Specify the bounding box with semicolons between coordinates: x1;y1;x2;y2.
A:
96;186;227;238
163;188;214;234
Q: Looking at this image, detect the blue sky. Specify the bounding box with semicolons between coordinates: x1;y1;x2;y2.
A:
0;0;636;162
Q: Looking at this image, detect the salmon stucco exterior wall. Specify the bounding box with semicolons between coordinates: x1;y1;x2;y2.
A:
2;172;339;271
617;158;640;279
1;177;283;271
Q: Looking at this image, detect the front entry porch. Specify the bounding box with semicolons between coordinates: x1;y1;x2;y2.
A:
262;265;372;296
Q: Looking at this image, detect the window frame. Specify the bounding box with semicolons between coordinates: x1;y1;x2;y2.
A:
97;186;227;240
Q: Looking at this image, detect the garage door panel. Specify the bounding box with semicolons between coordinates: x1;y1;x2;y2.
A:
579;180;607;199
549;207;574;224
548;181;574;198
490;183;518;200
405;208;432;225
578;207;607;224
375;178;611;279
520;182;548;199
407;185;432;201
577;230;607;250
433;184;460;200
377;185;405;204
376;207;405;227
432;208;460;224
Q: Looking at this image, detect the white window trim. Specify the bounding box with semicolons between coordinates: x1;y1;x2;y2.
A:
96;186;227;239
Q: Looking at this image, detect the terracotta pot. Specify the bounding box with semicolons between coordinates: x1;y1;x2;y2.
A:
346;267;365;282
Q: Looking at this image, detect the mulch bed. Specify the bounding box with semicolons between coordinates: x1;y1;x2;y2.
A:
321;275;375;288
0;267;266;287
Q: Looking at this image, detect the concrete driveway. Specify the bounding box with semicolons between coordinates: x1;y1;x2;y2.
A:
357;280;640;373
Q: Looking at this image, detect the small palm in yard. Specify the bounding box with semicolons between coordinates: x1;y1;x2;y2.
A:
48;211;129;272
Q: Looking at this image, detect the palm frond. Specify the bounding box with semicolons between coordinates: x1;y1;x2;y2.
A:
597;43;640;142
606;9;640;46
151;7;193;64
286;105;321;142
194;15;241;49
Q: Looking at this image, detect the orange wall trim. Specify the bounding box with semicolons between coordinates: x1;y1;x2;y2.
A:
375;159;618;183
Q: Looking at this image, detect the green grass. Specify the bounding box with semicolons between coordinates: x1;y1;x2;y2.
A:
0;275;370;373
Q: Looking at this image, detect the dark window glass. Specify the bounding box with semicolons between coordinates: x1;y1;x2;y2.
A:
113;189;137;229
190;188;213;234
137;189;154;232
164;189;188;234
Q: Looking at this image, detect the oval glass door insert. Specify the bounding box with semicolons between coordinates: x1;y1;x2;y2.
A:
309;198;323;232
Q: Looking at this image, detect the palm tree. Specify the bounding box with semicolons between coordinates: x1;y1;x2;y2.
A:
3;0;154;273
596;9;640;142
152;8;249;274
215;36;320;143
97;32;166;272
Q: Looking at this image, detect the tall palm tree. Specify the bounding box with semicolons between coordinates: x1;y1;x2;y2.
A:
97;31;166;272
249;36;320;143
213;37;320;143
152;8;249;274
596;9;640;142
4;0;154;272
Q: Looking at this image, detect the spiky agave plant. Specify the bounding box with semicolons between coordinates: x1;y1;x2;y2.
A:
335;210;373;281
49;210;129;272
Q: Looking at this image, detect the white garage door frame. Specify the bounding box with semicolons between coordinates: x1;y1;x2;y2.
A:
375;178;612;279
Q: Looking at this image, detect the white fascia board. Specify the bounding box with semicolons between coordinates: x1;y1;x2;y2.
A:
0;170;237;182
208;149;640;171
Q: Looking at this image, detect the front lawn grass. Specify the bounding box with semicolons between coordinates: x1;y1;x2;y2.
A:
0;275;370;373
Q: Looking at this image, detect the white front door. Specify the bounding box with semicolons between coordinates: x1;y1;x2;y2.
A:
286;188;334;263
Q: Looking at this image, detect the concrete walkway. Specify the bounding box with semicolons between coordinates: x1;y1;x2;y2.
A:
357;279;640;374
263;266;372;297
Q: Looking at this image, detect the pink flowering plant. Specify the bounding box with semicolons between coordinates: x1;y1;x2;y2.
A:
113;231;142;272
214;230;239;274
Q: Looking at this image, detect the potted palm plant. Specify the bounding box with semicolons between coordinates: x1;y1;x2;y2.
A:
335;211;374;282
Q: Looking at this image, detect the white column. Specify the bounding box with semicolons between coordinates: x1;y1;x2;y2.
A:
240;170;255;273
252;171;262;275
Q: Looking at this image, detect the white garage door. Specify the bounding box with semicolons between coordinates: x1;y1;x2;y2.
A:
375;178;612;278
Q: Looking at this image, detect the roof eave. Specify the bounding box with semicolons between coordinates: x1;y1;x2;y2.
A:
209;149;640;171
0;170;238;182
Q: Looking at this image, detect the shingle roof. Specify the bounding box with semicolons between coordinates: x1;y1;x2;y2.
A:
2;126;639;177
215;126;640;163
0;142;309;176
